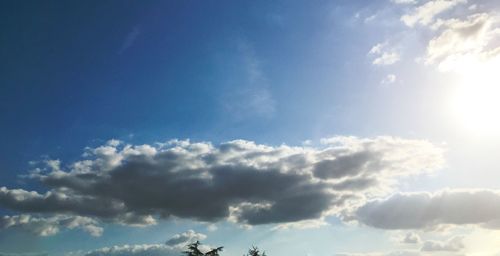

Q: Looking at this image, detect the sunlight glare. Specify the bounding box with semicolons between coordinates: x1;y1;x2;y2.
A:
448;61;500;135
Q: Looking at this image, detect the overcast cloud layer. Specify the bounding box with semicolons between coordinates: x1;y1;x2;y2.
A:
0;137;443;235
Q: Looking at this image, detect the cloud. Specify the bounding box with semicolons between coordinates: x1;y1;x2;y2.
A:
401;0;467;27
402;232;421;244
369;43;400;66
220;41;275;120
389;0;500;72
0;137;443;234
381;74;397;84
355;189;500;230
0;254;48;256
0;214;102;237
118;25;141;54
84;244;179;256
335;251;421;256
83;230;209;256
391;0;418;4
421;236;465;252
424;12;500;71
165;230;206;247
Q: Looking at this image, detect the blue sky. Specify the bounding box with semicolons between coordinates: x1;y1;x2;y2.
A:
1;0;500;255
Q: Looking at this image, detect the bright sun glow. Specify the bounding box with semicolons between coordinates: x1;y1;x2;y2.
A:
449;61;500;135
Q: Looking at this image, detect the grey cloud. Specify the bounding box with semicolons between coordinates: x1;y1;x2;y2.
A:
0;137;443;234
421;236;465;252
402;232;421;244
331;177;379;191
313;151;381;179
355;190;500;230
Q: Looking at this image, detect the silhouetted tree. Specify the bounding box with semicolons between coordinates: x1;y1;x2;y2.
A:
183;241;204;256
246;246;266;256
205;246;224;256
183;241;266;256
183;241;224;256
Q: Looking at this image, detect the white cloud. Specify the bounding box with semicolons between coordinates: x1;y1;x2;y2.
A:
391;0;418;4
425;13;500;72
165;230;207;248
83;230;212;256
0;215;102;237
401;0;467;27
381;74;397;84
373;52;401;65
389;0;500;73
85;244;179;256
369;43;400;66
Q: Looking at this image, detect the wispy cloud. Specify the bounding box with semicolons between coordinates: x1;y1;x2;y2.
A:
118;25;141;55
220;40;276;120
381;74;397;84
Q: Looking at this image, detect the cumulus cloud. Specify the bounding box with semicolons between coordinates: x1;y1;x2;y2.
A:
165;230;207;247
425;12;500;71
369;43;400;66
84;244;180;256
402;232;421;244
355;189;500;230
83;230;209;256
0;137;443;234
421;236;465;252
389;0;500;72
0;214;102;237
401;0;467;27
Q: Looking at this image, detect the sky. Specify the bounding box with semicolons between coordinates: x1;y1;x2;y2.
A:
1;0;500;255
